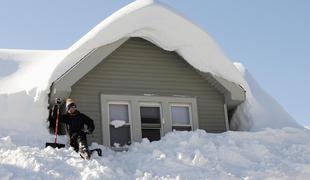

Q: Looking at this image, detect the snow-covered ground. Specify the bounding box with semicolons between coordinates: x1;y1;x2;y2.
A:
0;0;308;179
1;128;310;180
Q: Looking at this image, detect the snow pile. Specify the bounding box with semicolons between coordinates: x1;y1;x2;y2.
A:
230;63;300;130
0;50;65;134
110;120;126;128
0;1;306;178
1;129;310;179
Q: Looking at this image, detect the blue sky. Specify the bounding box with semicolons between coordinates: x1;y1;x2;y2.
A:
0;0;309;125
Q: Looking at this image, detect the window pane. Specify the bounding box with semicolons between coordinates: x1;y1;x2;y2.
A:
171;106;190;125
110;126;131;146
173;126;192;131
109;104;129;123
140;107;160;124
142;129;161;142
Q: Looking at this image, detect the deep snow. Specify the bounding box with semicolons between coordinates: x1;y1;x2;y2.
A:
1;128;310;180
0;0;306;179
230;63;300;130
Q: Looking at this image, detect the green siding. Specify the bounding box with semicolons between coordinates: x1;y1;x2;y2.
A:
70;38;226;143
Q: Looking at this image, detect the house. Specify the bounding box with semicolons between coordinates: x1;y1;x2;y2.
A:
48;0;246;148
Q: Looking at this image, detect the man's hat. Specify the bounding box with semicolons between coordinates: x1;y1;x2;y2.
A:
66;98;77;111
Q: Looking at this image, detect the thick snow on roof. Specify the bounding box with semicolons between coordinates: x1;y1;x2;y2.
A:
0;49;66;94
0;50;66;134
0;0;300;134
231;63;300;130
50;0;245;87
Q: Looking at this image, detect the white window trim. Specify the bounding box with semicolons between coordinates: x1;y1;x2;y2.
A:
140;102;161;107
170;103;193;130
107;101;133;147
101;94;199;147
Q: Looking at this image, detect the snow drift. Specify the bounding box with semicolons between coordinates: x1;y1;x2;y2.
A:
0;50;66;135
1;129;310;179
0;1;307;179
0;0;301;137
230;63;300;130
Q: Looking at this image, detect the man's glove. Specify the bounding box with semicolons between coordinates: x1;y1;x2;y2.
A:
55;98;62;105
70;132;78;140
82;129;92;134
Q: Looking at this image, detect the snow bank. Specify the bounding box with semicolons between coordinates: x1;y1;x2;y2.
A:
0;0;302;137
0;50;65;134
1;129;310;179
231;63;301;130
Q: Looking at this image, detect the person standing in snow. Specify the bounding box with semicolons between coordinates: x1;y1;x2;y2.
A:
50;98;95;159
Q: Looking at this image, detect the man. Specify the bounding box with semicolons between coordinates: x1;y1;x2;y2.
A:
51;98;95;159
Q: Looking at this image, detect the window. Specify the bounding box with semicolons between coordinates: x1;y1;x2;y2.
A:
140;106;161;124
171;104;192;131
108;103;131;147
140;104;162;142
101;94;198;148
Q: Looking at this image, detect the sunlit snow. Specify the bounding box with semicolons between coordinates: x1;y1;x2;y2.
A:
0;0;306;179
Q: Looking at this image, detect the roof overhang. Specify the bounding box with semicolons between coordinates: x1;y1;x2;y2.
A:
199;72;246;108
50;38;128;103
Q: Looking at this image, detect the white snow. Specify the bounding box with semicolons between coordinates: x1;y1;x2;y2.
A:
57;0;245;86
110;120;126;128
230;63;301;130
0;0;301;135
0;1;307;178
0;49;66;134
1;129;310;179
0;49;66;94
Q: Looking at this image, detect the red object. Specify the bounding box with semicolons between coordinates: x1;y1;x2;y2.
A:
45;105;65;148
54;105;60;144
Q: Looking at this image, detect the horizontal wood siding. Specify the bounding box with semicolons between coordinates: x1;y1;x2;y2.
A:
70;38;226;144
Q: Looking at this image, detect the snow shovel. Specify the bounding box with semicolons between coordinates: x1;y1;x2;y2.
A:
45;103;65;149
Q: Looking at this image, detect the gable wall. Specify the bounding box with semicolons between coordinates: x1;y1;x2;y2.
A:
70;38;226;143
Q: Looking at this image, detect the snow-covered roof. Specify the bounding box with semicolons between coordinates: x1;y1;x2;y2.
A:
49;0;245;88
0;49;65;94
0;0;301;133
0;0;245;94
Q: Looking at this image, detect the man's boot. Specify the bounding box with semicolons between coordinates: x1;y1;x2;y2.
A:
78;134;90;160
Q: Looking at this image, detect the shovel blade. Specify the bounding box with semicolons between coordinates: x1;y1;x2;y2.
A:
45;142;65;149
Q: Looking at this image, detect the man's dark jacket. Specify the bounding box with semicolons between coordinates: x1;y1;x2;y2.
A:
51;106;95;137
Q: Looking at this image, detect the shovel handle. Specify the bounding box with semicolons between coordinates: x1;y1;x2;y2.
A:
54;105;60;143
